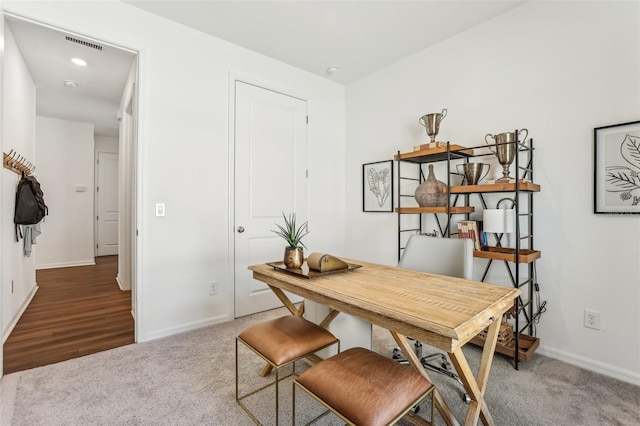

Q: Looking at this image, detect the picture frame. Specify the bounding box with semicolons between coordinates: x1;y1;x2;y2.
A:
363;160;393;212
594;120;640;214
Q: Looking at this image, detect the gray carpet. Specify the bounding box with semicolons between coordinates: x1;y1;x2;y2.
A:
1;307;639;425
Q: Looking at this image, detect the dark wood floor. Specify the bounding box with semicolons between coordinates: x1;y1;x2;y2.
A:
3;256;134;374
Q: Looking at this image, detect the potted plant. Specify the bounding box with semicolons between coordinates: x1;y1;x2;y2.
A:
272;212;309;269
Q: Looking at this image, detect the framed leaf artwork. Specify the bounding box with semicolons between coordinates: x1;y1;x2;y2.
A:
363;160;393;212
594;120;640;214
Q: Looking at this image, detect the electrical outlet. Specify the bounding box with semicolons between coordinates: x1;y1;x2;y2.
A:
209;281;218;296
584;309;600;330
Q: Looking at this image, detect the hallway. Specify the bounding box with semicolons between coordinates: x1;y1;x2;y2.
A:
3;256;134;374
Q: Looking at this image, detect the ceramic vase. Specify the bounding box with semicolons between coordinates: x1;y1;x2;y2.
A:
414;164;448;207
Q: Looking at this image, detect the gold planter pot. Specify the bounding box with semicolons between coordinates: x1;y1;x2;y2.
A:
284;247;304;269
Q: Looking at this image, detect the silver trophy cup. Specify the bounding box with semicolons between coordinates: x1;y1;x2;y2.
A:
456;163;491;185
419;108;447;142
485;129;528;180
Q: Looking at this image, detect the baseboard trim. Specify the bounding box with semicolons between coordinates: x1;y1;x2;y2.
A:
3;284;39;344
36;260;96;270
116;274;131;291
538;345;640;386
140;314;231;342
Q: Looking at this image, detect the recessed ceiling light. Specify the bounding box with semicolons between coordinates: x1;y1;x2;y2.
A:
64;80;78;88
326;66;339;75
71;58;87;66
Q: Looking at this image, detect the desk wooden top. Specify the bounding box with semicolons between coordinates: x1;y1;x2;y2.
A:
250;259;520;352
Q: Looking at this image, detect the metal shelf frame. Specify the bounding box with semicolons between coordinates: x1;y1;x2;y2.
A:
395;136;541;369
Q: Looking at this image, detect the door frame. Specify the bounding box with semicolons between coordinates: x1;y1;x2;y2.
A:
0;10;145;374
227;72;310;318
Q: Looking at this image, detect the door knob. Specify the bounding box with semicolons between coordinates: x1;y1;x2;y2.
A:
237;226;245;233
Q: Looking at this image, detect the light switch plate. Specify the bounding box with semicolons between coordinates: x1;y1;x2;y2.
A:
155;203;165;217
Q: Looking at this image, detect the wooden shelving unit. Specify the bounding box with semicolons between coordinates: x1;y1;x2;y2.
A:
395;140;543;369
394;145;474;163
474;246;541;263
395;206;474;214
449;182;541;193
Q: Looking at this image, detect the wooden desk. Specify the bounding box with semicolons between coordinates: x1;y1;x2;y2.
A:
249;259;520;426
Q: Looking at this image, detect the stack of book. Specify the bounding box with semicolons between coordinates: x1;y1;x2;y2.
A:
457;220;487;250
486;178;530;184
477;322;515;347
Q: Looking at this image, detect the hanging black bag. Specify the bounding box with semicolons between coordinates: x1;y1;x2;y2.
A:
14;174;48;240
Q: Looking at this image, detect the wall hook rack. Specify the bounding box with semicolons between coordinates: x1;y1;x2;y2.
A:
3;150;35;176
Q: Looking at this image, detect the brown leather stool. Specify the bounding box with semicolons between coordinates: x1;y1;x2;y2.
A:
236;315;339;425
293;347;434;426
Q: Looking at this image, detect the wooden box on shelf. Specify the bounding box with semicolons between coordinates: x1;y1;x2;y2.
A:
473;246;541;263
469;333;540;362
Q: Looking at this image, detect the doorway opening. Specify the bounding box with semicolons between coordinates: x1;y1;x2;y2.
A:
1;14;139;372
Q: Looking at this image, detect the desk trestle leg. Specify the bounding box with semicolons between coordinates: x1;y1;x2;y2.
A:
391;332;461;426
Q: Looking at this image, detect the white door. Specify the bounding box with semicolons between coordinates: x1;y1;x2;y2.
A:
97;152;119;256
234;81;307;317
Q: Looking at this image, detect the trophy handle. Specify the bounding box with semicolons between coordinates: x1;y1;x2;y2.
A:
481;164;491;182
455;164;464;175
518;128;529;144
439;108;448;123
485;133;496;154
418;116;426;127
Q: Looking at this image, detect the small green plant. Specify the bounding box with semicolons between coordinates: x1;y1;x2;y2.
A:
272;212;309;249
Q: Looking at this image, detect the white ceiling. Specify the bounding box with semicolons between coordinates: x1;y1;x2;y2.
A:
5;16;136;138
125;0;525;84
4;1;525;137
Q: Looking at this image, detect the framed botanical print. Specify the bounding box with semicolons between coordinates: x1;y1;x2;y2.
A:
363;160;393;212
594;120;640;214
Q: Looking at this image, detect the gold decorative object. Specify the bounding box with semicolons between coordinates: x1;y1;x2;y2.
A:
283;247;304;269
307;253;349;272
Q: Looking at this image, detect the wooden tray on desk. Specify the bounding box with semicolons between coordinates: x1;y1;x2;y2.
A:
266;260;362;279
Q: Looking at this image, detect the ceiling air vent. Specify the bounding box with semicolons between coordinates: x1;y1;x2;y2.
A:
65;35;103;51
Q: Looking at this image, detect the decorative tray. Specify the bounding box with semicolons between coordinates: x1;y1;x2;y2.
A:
266;260;362;279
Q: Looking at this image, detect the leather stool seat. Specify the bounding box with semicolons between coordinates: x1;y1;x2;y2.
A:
236;315;339;425
238;315;338;366
294;347;434;426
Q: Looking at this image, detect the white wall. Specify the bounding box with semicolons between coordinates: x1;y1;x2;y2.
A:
94;136;118;154
345;1;640;384
1;23;38;339
1;1;346;342
35;116;95;269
